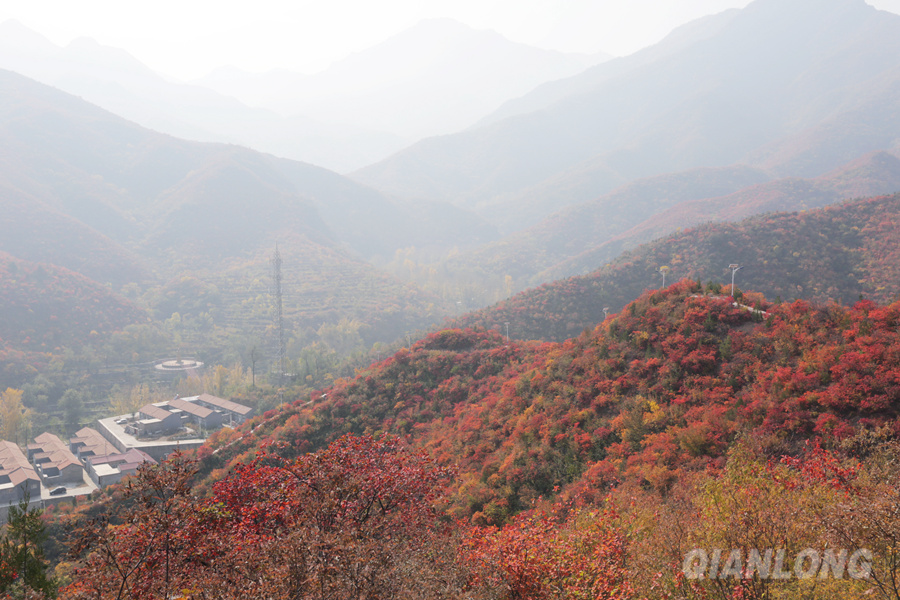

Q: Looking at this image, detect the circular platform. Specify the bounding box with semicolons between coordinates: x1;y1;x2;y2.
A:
154;358;204;372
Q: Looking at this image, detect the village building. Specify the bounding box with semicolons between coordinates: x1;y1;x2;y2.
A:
193;393;253;425
26;432;85;486
69;426;119;461
0;440;41;510
135;403;182;436
83;448;156;488
94;393;253;462
169;398;223;430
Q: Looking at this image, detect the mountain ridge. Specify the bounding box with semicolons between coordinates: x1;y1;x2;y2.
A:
0;68;481;354
0;21;404;172
353;0;900;233
455;192;900;342
196;17;608;141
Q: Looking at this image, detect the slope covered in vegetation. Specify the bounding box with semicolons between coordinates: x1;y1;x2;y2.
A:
456;192;900;341
0;252;147;353
0;70;458;431
200;281;900;523
55;282;900;599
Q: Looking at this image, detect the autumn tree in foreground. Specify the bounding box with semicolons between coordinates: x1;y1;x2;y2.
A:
780;433;900;600
63;435;461;600
461;498;634;600
202;434;460;599
62;453;198;600
621;435;898;600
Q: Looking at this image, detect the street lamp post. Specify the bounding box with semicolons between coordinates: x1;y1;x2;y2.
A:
729;264;743;299
659;266;670;288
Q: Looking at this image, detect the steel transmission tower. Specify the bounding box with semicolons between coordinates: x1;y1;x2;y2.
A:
272;245;286;383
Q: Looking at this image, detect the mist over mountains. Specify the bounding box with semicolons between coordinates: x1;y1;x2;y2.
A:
3;0;900;358
445;150;900;295
0;67;501;364
2;0;900;344
197;18;607;141
0;68;497;267
354;0;900;231
0;18;605;172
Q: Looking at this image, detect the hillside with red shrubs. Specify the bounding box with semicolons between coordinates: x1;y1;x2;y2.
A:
456;192;900;342
0;251;148;353
201;280;900;523
58;281;900;599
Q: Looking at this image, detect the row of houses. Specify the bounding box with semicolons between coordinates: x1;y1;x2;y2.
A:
3;393;252;513
132;394;253;437
69;428;157;487
3;426;159;515
25;429;157;489
27;433;83;486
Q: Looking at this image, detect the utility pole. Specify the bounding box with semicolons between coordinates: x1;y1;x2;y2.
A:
504;322;509;343
729;264;743;300
272;245;286;384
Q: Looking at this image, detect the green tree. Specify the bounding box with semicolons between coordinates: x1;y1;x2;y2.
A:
59;389;85;435
1;492;55;598
317;318;364;357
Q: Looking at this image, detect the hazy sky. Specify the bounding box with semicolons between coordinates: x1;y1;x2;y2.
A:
2;0;899;81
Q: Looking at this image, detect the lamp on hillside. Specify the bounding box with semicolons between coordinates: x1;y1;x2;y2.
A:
659;266;670;288
728;264;743;300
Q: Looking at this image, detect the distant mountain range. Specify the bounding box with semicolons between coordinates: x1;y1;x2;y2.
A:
354;0;900;232
0;18;605;172
197;19;607;141
0;68;498;351
541;150;900;283
0;19;403;172
0;68;495;267
5;0;900;368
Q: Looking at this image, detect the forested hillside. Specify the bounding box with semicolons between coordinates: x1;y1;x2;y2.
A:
57;281;900;598
456;192;900;341
541;151;900;283
199;279;898;511
439;151;900;295
0;68;475;436
0;68;478;361
0;252;147;353
7;0;900;597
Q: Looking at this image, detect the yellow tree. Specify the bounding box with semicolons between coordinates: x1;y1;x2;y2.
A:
0;388;28;442
108;384;170;417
